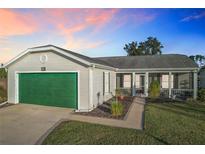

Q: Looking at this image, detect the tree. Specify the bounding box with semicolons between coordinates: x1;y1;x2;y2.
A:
189;55;205;67
123;41;143;56
124;37;164;56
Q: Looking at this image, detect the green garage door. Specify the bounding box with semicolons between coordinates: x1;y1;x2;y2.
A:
19;73;78;109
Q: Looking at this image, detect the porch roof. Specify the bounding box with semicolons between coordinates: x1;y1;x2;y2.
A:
94;54;198;70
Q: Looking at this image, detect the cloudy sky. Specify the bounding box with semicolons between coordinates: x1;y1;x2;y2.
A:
0;8;205;64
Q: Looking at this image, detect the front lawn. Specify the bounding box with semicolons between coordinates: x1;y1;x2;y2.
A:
43;101;205;145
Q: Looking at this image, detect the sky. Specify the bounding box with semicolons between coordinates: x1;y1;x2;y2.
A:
0;8;205;64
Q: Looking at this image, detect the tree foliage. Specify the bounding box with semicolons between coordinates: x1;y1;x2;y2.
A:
189;55;205;67
124;37;164;56
0;68;7;79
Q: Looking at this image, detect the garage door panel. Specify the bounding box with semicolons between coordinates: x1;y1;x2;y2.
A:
19;73;78;108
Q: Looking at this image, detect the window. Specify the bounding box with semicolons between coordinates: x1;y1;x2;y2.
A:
103;72;110;93
123;74;131;88
162;75;173;88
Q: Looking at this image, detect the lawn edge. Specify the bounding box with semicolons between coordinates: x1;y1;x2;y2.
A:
35;118;69;145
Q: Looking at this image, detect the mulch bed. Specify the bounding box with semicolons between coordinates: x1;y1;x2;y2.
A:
75;96;133;120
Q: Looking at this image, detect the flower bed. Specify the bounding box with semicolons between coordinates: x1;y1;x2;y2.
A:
75;96;133;120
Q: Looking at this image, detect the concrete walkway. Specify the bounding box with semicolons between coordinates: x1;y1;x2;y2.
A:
70;97;145;130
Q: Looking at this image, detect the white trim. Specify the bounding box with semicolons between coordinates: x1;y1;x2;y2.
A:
193;71;198;100
89;67;93;109
15;71;79;73
92;64;116;71
117;68;198;73
14;71;80;109
168;72;172;98
0;101;8;107
5;49;29;68
145;72;149;97
132;72;136;96
15;72;19;104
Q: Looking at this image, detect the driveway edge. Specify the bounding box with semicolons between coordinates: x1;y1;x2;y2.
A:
35;119;69;145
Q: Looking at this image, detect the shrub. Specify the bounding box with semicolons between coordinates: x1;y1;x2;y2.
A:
111;101;123;117
115;89;121;97
198;89;205;102
149;80;160;98
0;86;7;103
0;68;7;79
186;98;197;103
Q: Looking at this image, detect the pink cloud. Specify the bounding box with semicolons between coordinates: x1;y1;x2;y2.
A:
45;9;119;50
0;9;37;36
0;8;158;63
181;11;205;22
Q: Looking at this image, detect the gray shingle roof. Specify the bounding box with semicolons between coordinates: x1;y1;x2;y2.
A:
31;45;198;69
93;54;198;69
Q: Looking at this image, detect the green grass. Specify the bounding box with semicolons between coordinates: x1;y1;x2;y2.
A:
43;102;205;145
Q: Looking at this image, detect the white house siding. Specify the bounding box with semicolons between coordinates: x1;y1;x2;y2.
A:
92;68;116;108
7;51;90;111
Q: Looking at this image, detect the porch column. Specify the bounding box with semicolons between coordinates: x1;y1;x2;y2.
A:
145;72;149;97
88;66;94;110
193;70;198;100
132;72;136;96
168;72;172;98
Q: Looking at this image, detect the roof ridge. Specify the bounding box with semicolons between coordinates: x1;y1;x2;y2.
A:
93;54;188;59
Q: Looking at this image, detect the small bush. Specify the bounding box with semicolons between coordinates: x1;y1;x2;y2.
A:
0;68;7;79
149;80;160;98
115;89;121;96
0;86;7;103
111;101;123;117
198;89;205;102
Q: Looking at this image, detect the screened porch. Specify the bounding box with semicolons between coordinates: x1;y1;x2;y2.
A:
116;71;197;99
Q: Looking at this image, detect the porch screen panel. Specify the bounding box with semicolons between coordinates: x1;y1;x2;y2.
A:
123;75;131;88
135;75;140;88
162;75;173;88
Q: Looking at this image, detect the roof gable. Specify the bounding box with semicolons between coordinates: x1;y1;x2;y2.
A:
4;45;114;69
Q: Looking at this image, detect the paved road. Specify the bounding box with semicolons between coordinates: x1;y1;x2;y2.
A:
0;104;72;145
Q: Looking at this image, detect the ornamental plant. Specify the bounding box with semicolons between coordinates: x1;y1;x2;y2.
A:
111;101;123;117
149;80;160;98
198;89;205;102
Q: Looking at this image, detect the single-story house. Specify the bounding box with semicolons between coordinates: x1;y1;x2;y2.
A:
199;66;205;88
4;45;198;111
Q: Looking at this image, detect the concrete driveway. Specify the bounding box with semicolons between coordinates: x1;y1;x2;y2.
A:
0;104;73;145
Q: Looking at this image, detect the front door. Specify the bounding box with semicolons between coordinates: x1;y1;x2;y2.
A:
135;74;145;95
